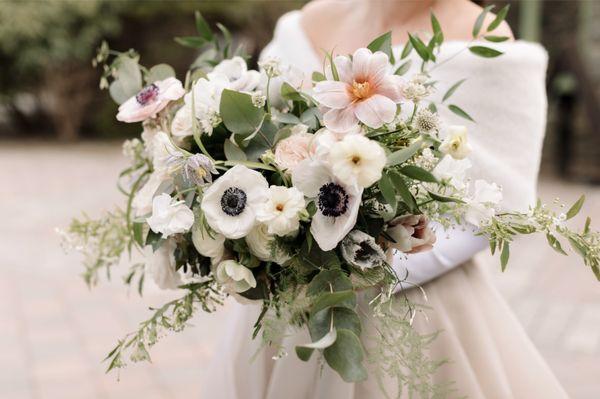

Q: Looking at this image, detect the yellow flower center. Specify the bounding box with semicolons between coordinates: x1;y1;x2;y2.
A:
196;168;207;179
351;81;371;100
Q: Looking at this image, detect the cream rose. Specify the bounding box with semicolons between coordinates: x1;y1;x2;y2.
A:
274;132;314;172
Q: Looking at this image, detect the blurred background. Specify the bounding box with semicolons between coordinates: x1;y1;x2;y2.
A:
0;1;599;398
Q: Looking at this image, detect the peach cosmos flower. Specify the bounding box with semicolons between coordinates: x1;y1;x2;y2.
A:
313;48;403;132
386;215;436;254
116;77;185;123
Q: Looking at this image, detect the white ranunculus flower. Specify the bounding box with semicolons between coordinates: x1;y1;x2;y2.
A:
439;125;472;160
209;57;260;92
147;194;195;238
256;186;305;236
432;155;472;190
464;180;503;227
132;171;172;217
246;223;291;264
214;260;256;293
328;134;386;188
145;240;182;290
201;165;269;239
171;105;193;139
292;159;362;251
191;223;225;263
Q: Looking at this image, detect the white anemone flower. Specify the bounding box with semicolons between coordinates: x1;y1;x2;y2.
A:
464;180;503;227
116;77;185;123
439;125;472;160
201;165;269;239
328;134;386;188
147;194;195;238
292;159;363;251
214;260;256;294
256;186;306;236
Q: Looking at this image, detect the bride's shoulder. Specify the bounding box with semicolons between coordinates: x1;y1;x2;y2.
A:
441;0;514;41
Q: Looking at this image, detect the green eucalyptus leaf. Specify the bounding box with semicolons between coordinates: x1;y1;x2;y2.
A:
484;35;510;43
408;33;431;62
442;79;466;103
487;5;510;32
307;269;353;296
430;12;444;45
399;165;438;183
400;40;413;59
469;46;503;58
281;82;305;102
388;170;418;212
386;139;424;166
566;195;585;220
223;139;247;161
546;233;568;256
448;104;475;122
323;329;368;383
195;11;214;41
367;31;395;64
378;172;397;211
427;191;465;203
309;307;362;342
394;59;412;76
220;89;265;136
174;36;207;48
311;291;356;315
312;71;326;82
500;241;510;271
146;64;176;84
473;5;494;38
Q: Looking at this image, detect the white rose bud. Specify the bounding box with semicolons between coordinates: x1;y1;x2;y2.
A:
214;260;256;293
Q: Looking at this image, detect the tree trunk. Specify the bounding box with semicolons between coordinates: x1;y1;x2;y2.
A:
40;63;95;141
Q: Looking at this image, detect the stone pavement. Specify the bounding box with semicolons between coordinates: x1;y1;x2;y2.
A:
0;142;598;399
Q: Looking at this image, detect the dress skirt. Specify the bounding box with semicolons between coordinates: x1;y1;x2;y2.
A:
200;261;568;399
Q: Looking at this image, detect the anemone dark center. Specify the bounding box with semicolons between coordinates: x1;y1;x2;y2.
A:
220;187;247;216
355;241;375;263
318;183;349;217
136;83;159;105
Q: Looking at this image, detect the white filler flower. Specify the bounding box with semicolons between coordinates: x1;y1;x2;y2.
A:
256;186;306;236
191;223;225;263
145;240;182;290
147;194;194;238
328;134;386;188
201;165;269;239
439;125;472;160
465;180;503;227
214;260;256;293
292;159;363;251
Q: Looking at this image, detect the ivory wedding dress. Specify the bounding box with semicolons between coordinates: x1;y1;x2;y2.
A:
200;11;569;399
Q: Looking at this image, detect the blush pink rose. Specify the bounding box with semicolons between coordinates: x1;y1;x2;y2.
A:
116;77;185;123
386;215;436;254
274;132;314;172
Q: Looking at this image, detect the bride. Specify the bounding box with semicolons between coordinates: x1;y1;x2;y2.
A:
201;0;569;397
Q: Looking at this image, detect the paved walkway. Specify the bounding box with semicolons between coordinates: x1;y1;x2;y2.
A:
1;142;599;399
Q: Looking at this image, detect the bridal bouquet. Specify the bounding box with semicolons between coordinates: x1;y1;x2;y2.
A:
62;10;599;390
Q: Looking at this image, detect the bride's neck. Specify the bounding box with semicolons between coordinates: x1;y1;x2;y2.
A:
356;0;437;27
